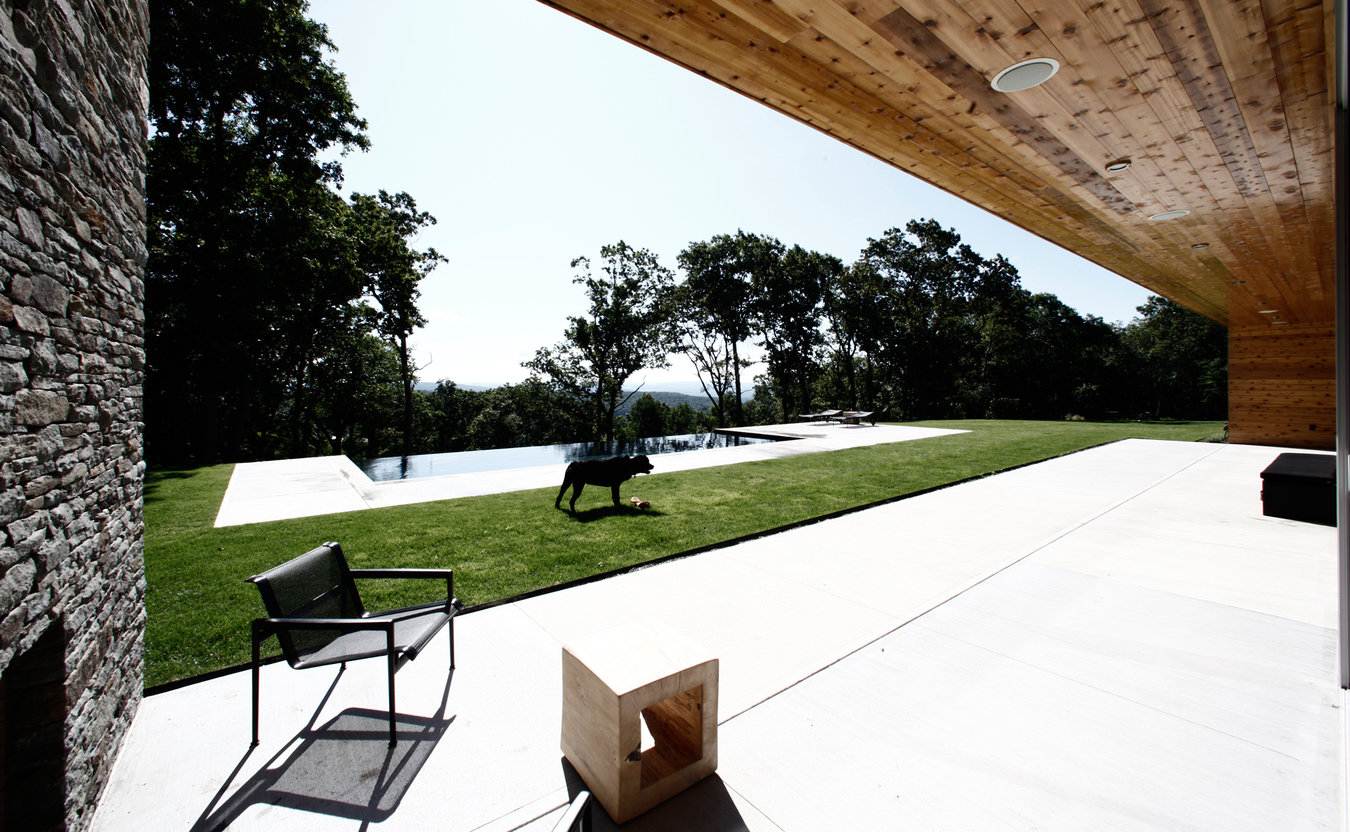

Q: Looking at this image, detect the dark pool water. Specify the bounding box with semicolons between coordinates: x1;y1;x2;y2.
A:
358;432;781;482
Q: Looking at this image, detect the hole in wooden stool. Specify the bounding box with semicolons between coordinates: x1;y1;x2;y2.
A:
639;684;703;789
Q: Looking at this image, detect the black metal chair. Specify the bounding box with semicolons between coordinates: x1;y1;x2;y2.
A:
248;541;461;747
551;790;593;832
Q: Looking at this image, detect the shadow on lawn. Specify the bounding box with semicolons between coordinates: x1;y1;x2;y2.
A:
143;469;205;505
568;505;666;523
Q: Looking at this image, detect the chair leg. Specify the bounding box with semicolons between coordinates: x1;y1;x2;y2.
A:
387;634;398;747
250;621;263;747
448;617;456;670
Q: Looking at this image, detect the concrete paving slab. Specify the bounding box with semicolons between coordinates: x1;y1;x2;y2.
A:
515;550;900;719
1032;444;1338;629
1034;521;1339;629
924;562;1338;757
94;439;1343;831
721;609;1338;832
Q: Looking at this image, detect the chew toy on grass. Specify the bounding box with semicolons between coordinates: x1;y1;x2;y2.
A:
629;497;651;509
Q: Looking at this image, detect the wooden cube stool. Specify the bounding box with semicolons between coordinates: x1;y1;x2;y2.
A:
560;618;719;823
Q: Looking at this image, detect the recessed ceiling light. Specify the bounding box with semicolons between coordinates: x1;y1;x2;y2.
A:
1271;320;1288;325
1105;159;1132;172
1230;280;1246;286
1258;309;1279;314
1191;242;1210;249
991;58;1060;93
1147;210;1190;221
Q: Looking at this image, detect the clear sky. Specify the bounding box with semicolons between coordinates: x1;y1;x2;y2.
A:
310;0;1154;392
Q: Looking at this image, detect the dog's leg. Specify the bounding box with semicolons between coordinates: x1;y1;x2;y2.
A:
611;484;621;506
556;476;571;509
569;482;584;512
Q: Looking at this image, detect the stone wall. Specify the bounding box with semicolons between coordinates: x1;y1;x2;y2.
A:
0;0;148;829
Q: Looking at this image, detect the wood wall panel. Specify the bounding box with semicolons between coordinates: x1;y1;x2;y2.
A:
1228;323;1336;450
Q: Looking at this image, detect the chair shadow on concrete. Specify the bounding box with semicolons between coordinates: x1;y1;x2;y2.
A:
191;667;454;831
559;758;748;831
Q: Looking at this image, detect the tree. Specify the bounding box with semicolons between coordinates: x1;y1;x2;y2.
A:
678;231;783;424
672;283;740;428
349;190;446;457
524;243;678;440
309;309;402;457
668;402;701;434
420;381;476;453
628;394;670;438
755;246;835;417
464;388;526;451
1122;297;1227;419
821;261;887;410
147;0;368;463
855;220;987;418
260;183;367;457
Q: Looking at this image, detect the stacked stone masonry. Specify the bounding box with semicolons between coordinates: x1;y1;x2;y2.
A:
0;0;148;829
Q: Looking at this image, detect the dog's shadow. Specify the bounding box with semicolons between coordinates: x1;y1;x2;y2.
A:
568;505;665;523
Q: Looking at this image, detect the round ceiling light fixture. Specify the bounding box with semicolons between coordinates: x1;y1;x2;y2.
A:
1147;210;1190;221
1105;159;1132;172
991;58;1060;92
1258;308;1279;314
1191;242;1210;249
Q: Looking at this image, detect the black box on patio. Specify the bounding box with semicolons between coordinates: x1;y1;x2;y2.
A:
1260;453;1336;526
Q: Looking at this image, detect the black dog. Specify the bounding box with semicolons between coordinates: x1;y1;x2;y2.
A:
555;454;654;512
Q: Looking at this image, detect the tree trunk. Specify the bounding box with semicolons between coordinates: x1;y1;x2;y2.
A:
398;334;413;458
730;339;744;425
844;352;857;409
290;364;307;456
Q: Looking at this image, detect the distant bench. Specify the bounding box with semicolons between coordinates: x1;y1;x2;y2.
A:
799;410;878;426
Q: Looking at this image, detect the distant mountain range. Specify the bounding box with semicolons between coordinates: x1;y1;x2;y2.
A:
414;381;491;392
413;381;716;412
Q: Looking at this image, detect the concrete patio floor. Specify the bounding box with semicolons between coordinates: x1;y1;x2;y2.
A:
95;439;1345;831
212;422;965;527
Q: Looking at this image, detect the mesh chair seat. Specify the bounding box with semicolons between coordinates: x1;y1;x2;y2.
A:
290;606;451;669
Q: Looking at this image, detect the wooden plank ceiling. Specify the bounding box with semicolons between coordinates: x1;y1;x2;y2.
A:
539;0;1337;328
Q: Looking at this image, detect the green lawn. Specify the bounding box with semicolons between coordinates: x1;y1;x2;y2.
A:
143;419;1224;688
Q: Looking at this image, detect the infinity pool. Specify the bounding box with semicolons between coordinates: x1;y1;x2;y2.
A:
358;431;783;482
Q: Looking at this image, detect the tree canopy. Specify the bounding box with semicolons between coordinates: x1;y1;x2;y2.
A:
146;0;443;465
524;243;678;440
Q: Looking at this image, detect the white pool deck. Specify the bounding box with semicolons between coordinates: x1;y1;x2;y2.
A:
96;436;1347;831
212;422;965;527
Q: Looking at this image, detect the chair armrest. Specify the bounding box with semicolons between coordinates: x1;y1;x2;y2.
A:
350;568;456;610
255;616;395;632
350;568;454;580
370;598;464;620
